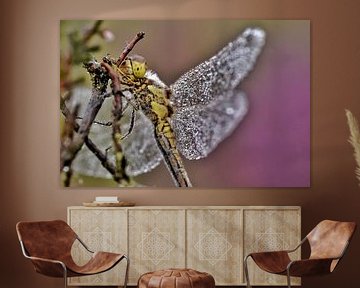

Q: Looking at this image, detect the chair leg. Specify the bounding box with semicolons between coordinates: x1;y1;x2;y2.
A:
243;255;252;288
286;269;291;288
123;255;130;288
62;264;68;288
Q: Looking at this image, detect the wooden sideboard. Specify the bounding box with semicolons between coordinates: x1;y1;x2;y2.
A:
67;206;301;286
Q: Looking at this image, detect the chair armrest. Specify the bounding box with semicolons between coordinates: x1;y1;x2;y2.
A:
19;240;67;277
25;255;67;277
287;257;336;277
25;255;65;266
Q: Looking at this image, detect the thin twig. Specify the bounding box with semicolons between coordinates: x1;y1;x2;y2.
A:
61;21;104;92
61;103;116;176
85;136;116;175
83;20;103;43
63;167;73;187
101;62;129;183
76;117;112;127
116;32;145;66
101;62;122;97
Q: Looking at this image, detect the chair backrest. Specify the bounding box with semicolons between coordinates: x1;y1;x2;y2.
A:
16;220;77;261
307;220;356;262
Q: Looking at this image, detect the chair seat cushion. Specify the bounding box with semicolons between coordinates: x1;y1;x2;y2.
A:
138;268;215;288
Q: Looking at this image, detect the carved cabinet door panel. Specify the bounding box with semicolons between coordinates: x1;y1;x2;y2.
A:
68;208;128;286
243;208;301;286
128;209;186;284
186;209;243;285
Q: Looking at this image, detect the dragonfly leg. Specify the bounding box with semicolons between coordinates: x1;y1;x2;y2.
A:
121;108;136;140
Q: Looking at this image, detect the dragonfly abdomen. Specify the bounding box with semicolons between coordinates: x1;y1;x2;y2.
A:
154;120;192;187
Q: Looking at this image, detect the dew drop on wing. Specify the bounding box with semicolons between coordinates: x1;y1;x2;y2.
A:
68;87;163;178
170;27;265;159
120;110;163;176
170;27;265;108
172;88;249;160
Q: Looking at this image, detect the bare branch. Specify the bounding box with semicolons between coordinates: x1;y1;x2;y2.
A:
116;31;145;66
85;136;116;175
83;20;103;43
61;102;116;176
60;30;145;186
101;62;130;184
60;88;108;171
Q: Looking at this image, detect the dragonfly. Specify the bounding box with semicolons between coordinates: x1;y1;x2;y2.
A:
71;27;266;187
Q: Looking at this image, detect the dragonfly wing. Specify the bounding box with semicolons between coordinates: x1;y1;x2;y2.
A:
172;88;249;160
170;27;265;108
68;87;162;178
120;110;163;176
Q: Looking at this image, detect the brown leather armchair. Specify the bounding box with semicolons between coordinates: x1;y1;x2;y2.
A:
244;220;356;288
16;220;129;288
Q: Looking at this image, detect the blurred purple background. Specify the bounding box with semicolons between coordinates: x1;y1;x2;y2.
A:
184;20;311;188
62;20;310;187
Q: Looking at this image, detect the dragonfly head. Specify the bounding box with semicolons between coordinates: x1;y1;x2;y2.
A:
128;55;147;78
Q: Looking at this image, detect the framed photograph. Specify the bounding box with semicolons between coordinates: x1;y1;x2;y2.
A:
60;20;310;188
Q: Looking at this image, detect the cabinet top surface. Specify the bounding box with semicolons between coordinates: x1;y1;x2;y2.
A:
68;205;301;210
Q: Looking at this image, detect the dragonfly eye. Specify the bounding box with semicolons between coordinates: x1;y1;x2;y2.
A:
132;61;147;78
129;55;147;78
